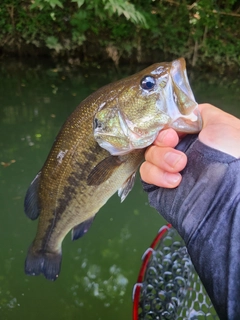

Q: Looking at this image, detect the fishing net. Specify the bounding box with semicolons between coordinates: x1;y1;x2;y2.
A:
132;224;219;320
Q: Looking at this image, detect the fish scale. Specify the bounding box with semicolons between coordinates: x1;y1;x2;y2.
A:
24;58;202;281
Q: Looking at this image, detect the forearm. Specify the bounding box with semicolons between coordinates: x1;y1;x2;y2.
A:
143;135;240;319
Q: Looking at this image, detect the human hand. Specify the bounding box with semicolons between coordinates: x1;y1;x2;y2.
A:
140;103;240;188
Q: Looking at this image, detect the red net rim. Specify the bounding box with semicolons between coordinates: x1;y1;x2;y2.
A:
132;223;172;320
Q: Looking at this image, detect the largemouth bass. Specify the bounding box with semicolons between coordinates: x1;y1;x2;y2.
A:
24;58;202;281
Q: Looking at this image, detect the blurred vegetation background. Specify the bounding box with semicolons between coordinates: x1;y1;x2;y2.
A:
0;0;240;72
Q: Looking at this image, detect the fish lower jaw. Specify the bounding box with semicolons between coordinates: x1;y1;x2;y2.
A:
170;115;202;133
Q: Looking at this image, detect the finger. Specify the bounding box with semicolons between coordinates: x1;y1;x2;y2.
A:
140;161;182;188
153;128;180;148
145;145;187;173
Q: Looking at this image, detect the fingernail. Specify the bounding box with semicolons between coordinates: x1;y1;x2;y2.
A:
164;172;181;186
164;152;183;168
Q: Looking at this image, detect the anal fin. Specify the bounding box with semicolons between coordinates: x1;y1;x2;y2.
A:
71;216;95;241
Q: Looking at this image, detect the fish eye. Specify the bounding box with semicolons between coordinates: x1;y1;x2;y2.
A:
140;76;156;90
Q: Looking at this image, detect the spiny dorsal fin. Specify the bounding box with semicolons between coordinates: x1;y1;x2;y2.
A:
118;171;137;202
24;172;41;220
71;216;95;241
87;156;124;186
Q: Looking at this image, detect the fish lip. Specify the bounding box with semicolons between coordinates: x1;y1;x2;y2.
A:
170;109;203;133
170;58;197;111
167;58;202;131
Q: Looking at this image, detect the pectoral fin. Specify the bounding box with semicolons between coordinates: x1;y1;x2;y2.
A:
118;171;137;202
87;156;124;186
24;172;41;220
71;216;95;241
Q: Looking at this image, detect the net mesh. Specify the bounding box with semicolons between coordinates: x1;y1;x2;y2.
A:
133;225;219;320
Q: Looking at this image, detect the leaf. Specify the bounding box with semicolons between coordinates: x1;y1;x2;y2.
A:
71;0;85;9
45;36;63;52
72;32;86;45
103;0;148;28
50;12;56;21
30;0;44;10
45;0;63;9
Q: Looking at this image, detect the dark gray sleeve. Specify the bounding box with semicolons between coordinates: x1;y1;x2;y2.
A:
142;134;240;320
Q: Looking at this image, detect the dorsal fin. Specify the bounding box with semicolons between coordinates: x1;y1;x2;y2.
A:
71;216;95;241
24;172;41;220
87;156;124;186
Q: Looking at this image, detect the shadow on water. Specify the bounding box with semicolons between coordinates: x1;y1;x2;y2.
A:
0;58;239;320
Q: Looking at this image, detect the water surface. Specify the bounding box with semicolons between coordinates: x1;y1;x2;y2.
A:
0;59;239;320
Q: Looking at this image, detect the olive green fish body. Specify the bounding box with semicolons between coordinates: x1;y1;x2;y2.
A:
24;58;202;280
24;84;145;280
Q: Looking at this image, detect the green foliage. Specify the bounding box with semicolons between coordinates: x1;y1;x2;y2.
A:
0;0;239;70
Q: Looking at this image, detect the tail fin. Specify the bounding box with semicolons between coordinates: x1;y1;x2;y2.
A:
25;245;62;281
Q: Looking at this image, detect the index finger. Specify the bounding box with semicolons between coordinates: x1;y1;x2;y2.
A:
153;128;180;148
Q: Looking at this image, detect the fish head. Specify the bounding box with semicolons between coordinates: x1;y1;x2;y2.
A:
93;58;202;155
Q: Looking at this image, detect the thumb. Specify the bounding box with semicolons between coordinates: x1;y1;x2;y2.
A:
198;103;240;158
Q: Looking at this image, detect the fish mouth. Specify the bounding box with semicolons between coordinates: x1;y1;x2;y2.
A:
94;58;202;156
164;58;202;133
170;108;202;132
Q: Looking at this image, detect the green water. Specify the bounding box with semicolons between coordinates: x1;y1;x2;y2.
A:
0;59;239;320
